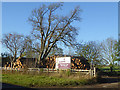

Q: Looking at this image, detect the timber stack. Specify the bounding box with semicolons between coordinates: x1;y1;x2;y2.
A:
45;55;90;70
12;57;24;70
45;55;57;69
3;55;90;70
3;57;37;69
4;56;24;70
71;56;90;70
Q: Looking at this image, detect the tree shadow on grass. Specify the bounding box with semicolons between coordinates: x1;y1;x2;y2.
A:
99;76;120;83
2;83;37;90
1;82;120;90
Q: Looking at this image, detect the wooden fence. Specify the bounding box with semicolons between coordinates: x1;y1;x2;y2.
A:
1;67;96;78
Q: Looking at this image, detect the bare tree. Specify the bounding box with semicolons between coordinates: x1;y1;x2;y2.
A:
100;37;118;72
75;41;101;68
2;33;28;68
48;44;63;56
28;3;82;66
117;40;120;65
24;36;39;58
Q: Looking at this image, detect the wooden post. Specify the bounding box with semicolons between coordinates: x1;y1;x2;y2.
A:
94;67;96;77
91;69;93;78
38;68;40;74
90;69;92;78
57;69;59;73
11;62;12;72
47;68;49;74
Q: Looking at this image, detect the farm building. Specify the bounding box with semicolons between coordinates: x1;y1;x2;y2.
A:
2;55;90;70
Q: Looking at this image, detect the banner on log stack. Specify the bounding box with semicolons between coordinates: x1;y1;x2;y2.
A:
56;57;71;69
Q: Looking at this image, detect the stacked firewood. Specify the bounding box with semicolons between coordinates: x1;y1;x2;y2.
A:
45;55;90;70
4;56;24;70
12;59;24;70
4;62;11;68
71;56;90;70
3;55;90;70
12;56;24;70
45;55;57;69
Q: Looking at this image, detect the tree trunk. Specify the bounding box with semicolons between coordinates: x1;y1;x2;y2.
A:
35;58;38;68
110;66;113;72
38;58;45;68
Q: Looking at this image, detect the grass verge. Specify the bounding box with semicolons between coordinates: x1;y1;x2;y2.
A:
2;70;97;88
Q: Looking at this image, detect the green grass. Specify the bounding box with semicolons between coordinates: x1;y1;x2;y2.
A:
2;71;96;88
98;66;120;76
99;66;120;72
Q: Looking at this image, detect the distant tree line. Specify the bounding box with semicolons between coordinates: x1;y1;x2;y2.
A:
75;38;119;72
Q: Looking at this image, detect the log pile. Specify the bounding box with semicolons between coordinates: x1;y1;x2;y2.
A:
3;55;90;70
4;62;11;68
45;55;90;70
3;57;37;69
71;56;90;70
4;56;24;70
12;59;24;70
45;55;57;69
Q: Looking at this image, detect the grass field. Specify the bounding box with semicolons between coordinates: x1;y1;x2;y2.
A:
99;66;120;72
98;66;120;76
2;70;97;88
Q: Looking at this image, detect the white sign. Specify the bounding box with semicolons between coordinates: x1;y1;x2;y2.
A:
56;57;71;69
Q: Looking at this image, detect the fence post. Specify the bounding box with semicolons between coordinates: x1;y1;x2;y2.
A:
94;67;96;77
90;69;92;78
38;68;40;74
57;69;59;73
47;68;49;74
91;70;94;78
